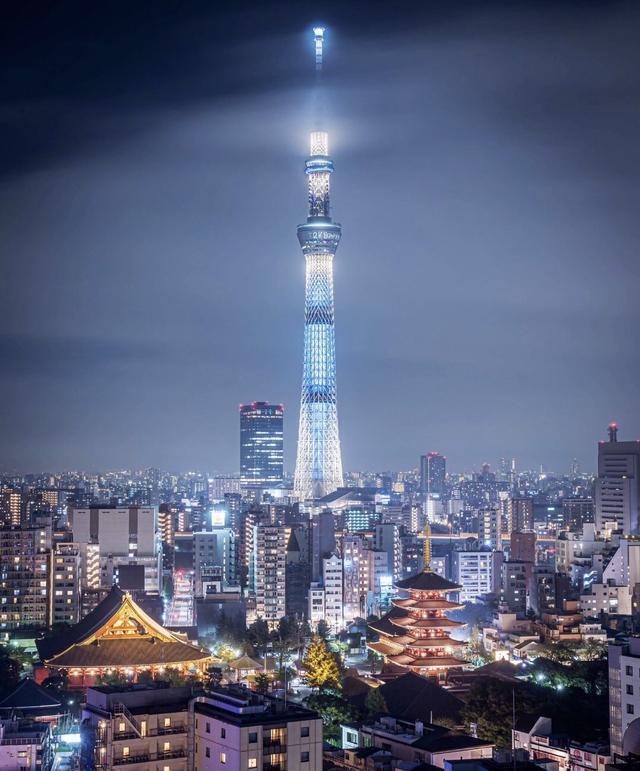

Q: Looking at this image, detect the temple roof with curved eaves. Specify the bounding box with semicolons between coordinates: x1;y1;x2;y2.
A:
395;569;461;593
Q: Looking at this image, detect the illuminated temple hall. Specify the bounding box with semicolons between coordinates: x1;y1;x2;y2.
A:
35;586;212;688
368;527;466;681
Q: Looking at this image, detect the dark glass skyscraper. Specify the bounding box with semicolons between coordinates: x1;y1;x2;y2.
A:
239;402;284;487
420;452;446;496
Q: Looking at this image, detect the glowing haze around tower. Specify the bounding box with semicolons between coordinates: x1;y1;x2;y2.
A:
293;27;344;500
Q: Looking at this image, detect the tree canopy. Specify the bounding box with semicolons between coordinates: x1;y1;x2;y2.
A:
302;636;341;691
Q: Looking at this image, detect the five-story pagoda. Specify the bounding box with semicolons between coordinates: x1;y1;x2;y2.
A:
368;523;466;682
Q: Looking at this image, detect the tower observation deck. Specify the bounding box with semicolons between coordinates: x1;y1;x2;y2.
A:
293;27;344;500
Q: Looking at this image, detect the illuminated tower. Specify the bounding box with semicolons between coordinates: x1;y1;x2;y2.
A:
294;27;343;499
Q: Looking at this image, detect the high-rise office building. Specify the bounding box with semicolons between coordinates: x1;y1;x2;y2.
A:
420;452;446;497
294;29;344;500
239;402;284;488
595;422;640;534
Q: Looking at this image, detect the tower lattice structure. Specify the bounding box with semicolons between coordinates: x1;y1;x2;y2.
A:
294;28;343;500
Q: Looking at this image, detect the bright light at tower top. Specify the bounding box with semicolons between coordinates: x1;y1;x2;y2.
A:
313;26;325;73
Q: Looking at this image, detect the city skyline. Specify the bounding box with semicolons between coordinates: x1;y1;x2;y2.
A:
2;2;640;473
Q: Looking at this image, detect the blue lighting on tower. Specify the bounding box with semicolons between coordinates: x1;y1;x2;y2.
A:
294;28;343;500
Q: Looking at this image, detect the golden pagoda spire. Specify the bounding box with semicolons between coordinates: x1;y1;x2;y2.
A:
423;517;432;570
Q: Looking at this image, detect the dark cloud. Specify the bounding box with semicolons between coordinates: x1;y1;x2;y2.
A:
1;0;639;473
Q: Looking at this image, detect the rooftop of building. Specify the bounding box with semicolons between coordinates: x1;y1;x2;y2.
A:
194;686;320;727
346;673;464;724
356;715;492;752
0;678;62;716
0;718;50;744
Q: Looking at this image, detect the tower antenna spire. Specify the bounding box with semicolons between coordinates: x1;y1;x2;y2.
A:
314;27;325;79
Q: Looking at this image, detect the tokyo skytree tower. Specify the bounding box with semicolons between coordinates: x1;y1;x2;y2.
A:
293;27;344;500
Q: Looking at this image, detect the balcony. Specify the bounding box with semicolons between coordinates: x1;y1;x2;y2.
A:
263;739;287;753
156;724;187;736
113;731;138;742
113;749;187;766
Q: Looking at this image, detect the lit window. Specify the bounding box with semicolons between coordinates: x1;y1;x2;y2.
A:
221;752;227;764
119;722;126;733
164;717;171;727
123;747;130;757
163;742;171;752
249;760;257;769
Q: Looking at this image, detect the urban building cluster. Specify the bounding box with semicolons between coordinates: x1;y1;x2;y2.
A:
1;23;639;771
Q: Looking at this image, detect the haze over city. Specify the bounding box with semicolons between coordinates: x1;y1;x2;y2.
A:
2;1;640;473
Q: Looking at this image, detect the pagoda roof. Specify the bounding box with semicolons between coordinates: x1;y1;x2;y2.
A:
392;598;463;611
389;616;464;630
368;607;406;636
393;637;465;649
395;569;461;593
387;654;467;669
368;639;404;657
37;586;211;670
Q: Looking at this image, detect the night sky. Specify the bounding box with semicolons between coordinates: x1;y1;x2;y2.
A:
1;1;639;474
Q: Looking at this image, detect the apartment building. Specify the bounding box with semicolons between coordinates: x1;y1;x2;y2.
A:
193;688;322;771
83;684;192;771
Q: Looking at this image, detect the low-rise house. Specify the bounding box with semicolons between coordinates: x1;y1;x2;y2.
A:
482;614;539;662
341;716;494;770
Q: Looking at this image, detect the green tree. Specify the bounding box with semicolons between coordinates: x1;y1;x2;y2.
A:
255;672;270;695
579;639;607;662
465;625;490;666
364;687;388;716
535;640;579;664
462;680;546;747
248;619;271;656
316;619;330;640
307;692;360;744
302;636;341;691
